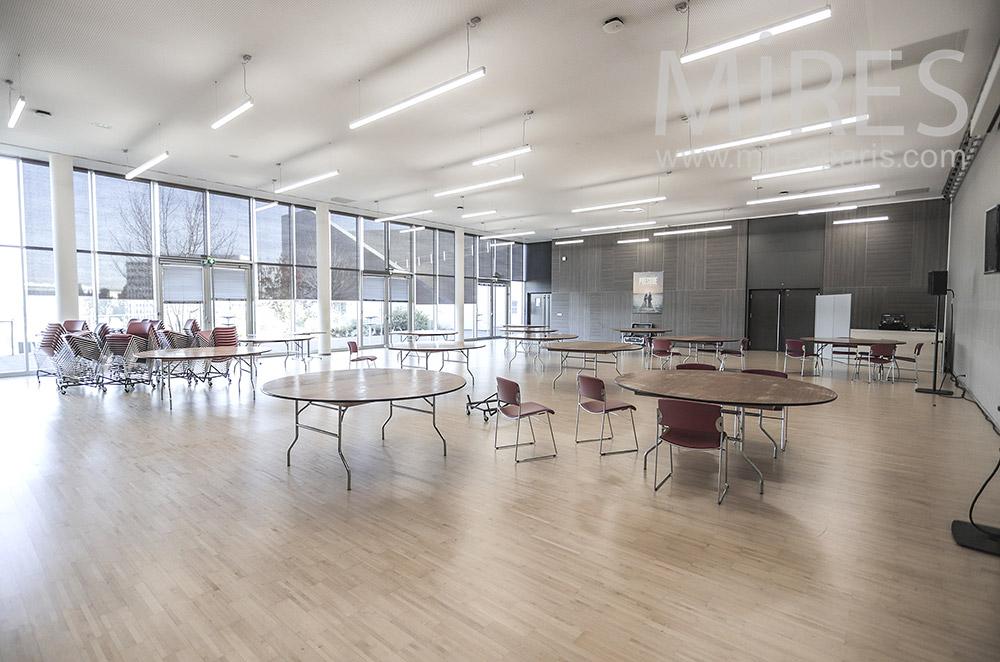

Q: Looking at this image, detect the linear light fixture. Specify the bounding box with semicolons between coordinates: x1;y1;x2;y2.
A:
125;151;170;180
399;226;425;233
572;196;666;214
491;241;515;247
274;170;340;194
680;7;833;64
7;95;25;129
617;237;650;244
618;207;645;213
554;239;584;245
747;183;880;205
653;224;733;236
462;209;497;219
434;173;523;198
751;164;830;181
479;230;535;240
677;114;867;157
797;203;858;215
255;201;279;212
832;215;889;225
212;99;254;130
378;209;432;222
350;66;486;129
472;145;531;166
580;220;656;233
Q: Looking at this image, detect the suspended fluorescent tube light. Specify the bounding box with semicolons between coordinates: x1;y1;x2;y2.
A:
832;215;889;225
751;164;830;181
747;183;879;205
7;95;26;128
617;237;650;244
572;196;667;214
125;151;170;180
378;209;432;222
211;99;254;129
472;145;532;166
677;114;867;157
680;7;833;64
350;66;486;129
462;209;497;219
580;220;656;233
479;230;535;240
554;239;584;245
255;201;279;212
399;226;425;233
274;170;340;194
797;203;858;215
434;173;523;198
491;241;515;247
654;225;733;236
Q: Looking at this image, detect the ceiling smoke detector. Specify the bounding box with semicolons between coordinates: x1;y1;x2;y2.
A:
603;17;624;34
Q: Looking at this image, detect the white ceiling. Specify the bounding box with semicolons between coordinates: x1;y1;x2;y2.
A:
2;0;998;240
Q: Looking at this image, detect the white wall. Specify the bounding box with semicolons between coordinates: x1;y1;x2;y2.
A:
950;129;1000;425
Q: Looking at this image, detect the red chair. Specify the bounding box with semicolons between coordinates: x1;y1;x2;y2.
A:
676;363;716;371
650;337;681;369
783;339;818;376
347;341;376;368
574;374;638;456
495;377;557;463
718;338;748;371
893;342;923;384
741;369;789;455
864;343;897;383
651;398;730;502
63;320;89;333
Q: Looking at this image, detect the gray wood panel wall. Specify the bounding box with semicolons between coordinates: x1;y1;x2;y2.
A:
551;222;748;340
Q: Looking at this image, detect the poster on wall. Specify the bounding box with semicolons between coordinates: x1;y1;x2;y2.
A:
632;271;663;314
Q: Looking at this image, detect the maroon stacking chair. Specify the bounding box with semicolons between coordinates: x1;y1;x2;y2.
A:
652;398;731;502
650;338;682;369
864;343;897;383
718;338;749;371
574;374;638;456
783;339;818;376
831;342;857;376
62;320;89;333
741;369;789;455
33;322;67;382
495;377;557;463
676;362;716;371
206;326;239;382
892;342;923;384
347;341;376;368
183;319;201;336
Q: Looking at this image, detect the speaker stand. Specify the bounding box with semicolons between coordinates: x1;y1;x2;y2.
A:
952;520;1000;556
915;294;953;396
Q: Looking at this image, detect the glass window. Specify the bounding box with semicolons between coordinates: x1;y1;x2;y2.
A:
95;175;152;255
209;193;251;261
78;252;95;327
363;218;386;271
25;248;55;341
22;162;52;248
294;207;317;266
74;171;91;251
0;246;26;373
512;243;524;281
96;253;154;327
437;230;454;276
0;156;20;247
415;228;434;274
256;203;292;264
464;234;475;277
330;213;358;270
478;239;493;279
415;274;435;330
256;264;293;334
159;185;205;257
388;223;412;272
464;277;476;339
495;243;511;280
331;269;358;349
437;275;455;331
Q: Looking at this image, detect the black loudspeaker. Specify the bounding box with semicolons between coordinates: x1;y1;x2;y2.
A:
928;270;948;296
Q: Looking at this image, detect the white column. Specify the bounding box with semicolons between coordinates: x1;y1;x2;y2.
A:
316;202;331;354
49;154;78;321
454;229;464;340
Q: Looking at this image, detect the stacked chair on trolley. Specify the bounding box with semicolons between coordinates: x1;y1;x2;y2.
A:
33;320;111;394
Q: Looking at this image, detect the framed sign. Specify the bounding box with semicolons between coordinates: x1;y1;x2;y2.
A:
633;271;663;314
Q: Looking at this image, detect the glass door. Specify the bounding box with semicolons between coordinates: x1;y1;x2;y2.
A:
160;260;251;334
161;262;205;331
475;281;510;338
210;264;251;334
361;274;412;347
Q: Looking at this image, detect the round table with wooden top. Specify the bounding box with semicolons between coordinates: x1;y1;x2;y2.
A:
505;332;579;367
390;329;458;342
240;334;315;363
616;369;837;495
261;368;467;490
653;334;742;365
387;340;485;384
544;341;643;387
800;336;908;379
136;346;271;409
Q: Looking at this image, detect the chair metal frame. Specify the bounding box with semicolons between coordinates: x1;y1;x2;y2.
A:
783;339;819;376
718;338;749;371
574;374;638;456
650;337;681;369
649;398;731;503
347;340;377;368
494;377;558;463
892;342;923;384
